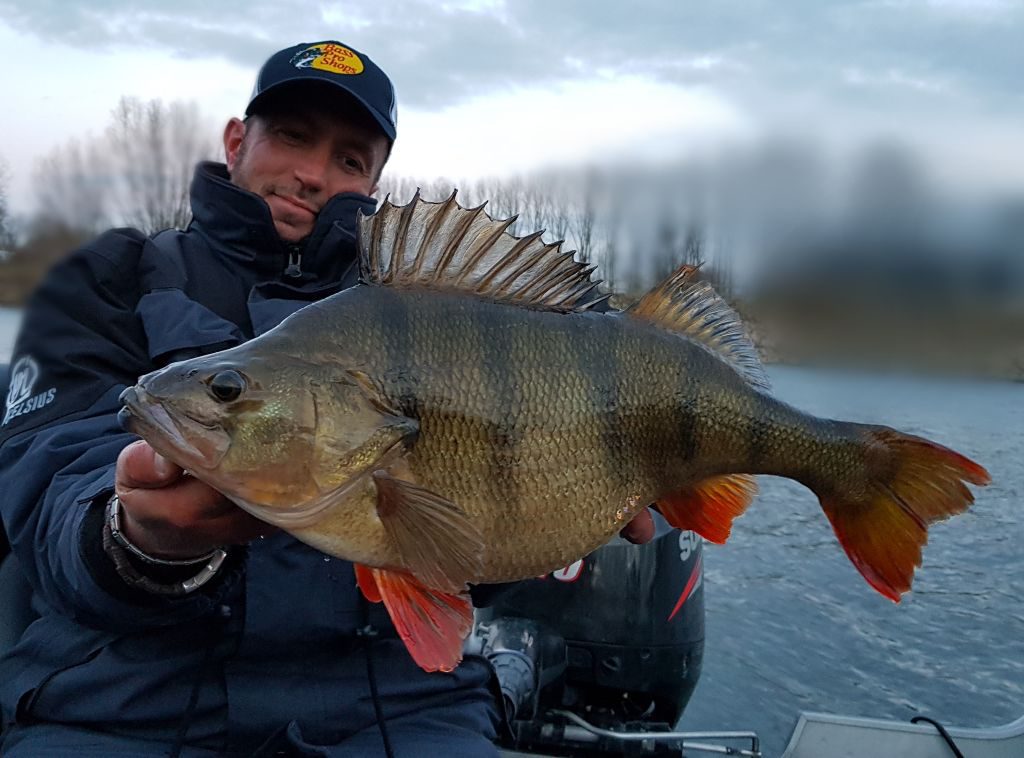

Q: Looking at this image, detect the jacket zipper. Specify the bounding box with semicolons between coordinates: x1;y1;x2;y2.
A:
284;245;303;278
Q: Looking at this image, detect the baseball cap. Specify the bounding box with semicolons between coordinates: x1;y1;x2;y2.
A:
247;41;397;140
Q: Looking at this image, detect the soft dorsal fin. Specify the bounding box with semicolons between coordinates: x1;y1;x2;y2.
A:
627;264;770;391
358;191;608;311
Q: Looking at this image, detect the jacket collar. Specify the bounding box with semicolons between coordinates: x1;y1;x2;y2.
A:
187;161;378;281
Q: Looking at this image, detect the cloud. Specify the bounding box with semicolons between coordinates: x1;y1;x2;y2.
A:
842;66;949;94
389;74;751;180
2;1;1021;215
2;0;1021;116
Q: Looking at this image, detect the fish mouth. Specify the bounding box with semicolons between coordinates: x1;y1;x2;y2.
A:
119;386;230;470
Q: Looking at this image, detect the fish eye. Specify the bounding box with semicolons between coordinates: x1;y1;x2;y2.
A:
208;370;247;403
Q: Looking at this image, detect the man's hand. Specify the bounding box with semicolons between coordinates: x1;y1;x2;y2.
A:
619;508;655;544
115;440;271;560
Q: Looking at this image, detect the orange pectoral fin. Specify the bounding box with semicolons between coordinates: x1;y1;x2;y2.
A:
657;474;757;544
354;563;382;604
367;567;473;673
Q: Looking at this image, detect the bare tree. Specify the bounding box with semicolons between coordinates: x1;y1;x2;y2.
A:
596;200;625;294
472;175;521;229
381;175;464;205
34;96;217;235
706;230;735;299
517;174;571;247
569;173;597;264
105;97;217;231
0;158;12;251
421;176;459;203
33;139;108;235
683;223;703;267
652;210;682;284
517;181;549;238
377;174;422;205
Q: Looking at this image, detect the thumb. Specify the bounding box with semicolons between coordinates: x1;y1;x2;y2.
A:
117;440;183;488
620;508;655;544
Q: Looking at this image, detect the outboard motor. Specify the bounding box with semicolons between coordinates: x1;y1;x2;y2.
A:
471;526;707;756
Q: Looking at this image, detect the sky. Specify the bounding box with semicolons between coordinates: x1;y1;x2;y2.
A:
1;0;1023;217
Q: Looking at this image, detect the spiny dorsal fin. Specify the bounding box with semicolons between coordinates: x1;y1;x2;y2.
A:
358;191;608;312
627;264;770;391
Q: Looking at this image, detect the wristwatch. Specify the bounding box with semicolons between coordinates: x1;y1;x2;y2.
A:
103;494;228;596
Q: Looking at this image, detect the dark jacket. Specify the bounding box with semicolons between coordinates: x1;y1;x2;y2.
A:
0;162;499;756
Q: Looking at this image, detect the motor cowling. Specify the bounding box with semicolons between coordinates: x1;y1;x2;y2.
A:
473;526;705;753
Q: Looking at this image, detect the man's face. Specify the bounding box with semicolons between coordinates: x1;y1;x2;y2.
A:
224;93;391;243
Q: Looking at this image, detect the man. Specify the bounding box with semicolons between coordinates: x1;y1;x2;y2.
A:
0;40;653;757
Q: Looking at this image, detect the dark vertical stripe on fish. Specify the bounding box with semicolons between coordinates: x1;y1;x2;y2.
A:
612;324;669;496
745;410;773;471
677;395;699;465
574;312;631;496
676;351;700;466
381;290;418;414
477;304;522;509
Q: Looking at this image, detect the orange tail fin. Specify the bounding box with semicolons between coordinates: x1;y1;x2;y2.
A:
819;428;990;603
354;563;472;673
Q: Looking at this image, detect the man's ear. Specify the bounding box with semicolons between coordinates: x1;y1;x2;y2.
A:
223;117;247;173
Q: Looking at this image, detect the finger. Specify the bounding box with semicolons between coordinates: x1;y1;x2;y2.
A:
117;440;183;489
620;508;655;544
118;478;276;554
124;502;272;557
173;507;273;547
118;474;235;527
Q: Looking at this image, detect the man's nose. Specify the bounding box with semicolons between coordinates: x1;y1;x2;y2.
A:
292;148;330;192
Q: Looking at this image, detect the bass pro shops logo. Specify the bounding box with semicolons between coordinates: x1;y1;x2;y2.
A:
289;43;364;75
3;356;57;426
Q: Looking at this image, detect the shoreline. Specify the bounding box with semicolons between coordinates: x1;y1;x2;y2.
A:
0;303;1020;382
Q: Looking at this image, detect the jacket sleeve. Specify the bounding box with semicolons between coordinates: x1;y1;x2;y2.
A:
0;230;240;632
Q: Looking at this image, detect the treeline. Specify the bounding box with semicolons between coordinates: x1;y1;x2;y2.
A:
378;172;730;303
0;96;732;306
3;96;1020;379
0;97;218;305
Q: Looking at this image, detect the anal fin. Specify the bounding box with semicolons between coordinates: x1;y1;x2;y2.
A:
657;474;757;544
357;565;472;673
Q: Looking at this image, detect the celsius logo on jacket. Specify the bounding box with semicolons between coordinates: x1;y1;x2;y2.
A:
3;356;57;426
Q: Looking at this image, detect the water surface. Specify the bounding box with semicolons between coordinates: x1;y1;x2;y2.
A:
0;308;21;364
677;365;1024;756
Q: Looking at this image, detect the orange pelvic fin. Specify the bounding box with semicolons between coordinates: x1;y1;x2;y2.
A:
358;565;473;673
354;563;382;604
657;474;757;544
820;429;990;603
